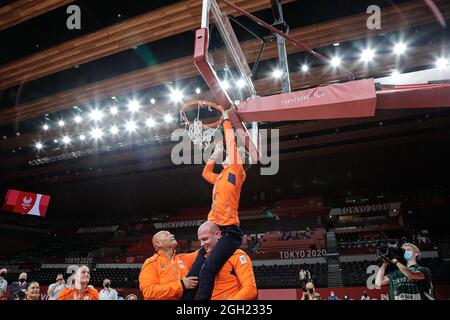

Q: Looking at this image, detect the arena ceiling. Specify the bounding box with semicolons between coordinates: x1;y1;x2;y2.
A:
0;0;449;202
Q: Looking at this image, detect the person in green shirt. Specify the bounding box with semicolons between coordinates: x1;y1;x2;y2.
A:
375;243;434;300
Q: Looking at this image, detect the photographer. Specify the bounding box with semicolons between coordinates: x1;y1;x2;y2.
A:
301;282;321;300
375;243;434;300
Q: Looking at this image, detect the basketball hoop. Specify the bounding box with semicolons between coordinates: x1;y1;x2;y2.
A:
180;100;224;149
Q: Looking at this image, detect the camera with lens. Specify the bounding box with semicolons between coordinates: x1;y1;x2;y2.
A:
376;242;405;262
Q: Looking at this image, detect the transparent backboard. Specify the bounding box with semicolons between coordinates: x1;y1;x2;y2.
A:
202;0;256;104
194;0;260;160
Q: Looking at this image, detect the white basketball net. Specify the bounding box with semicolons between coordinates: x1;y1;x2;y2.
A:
180;101;222;149
187;118;219;149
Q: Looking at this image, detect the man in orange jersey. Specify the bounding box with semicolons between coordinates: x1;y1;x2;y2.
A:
139;230;200;300
184;110;249;300
184;221;256;300
56;266;99;300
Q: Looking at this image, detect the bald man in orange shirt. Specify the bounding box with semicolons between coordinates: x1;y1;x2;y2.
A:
184;221;257;300
138;231;199;300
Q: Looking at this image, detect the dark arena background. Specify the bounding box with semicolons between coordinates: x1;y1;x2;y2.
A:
1;0;450;302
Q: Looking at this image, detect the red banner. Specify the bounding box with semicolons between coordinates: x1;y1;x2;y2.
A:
2;189;50;217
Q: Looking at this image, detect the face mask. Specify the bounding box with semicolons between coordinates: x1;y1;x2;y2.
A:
404;251;414;261
331;294;334;296
0;272;6;277
19;279;25;283
105;283;110;288
308;289;314;294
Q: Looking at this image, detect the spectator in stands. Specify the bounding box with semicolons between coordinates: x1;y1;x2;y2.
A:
47;274;65;300
24;282;40;300
286;232;294;240
9;272;27;298
299;268;307;288
327;291;338;300
301;282;320;300
375;242;434;300
306;269;312;283
66;269;76;288
139;230;199;300
360;291;370;300
99;279;118;300
0;268;7;299
343;293;350;300
56;265;99;300
182;221;257;300
380;293;389;300
117;290;125;300
125;294;138;300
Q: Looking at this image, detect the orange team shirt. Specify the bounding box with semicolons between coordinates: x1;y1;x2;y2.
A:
202;120;246;226
185;248;255;300
139;250;197;300
56;287;99;300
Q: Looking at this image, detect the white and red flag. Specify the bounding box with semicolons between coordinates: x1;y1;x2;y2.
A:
2;189;50;217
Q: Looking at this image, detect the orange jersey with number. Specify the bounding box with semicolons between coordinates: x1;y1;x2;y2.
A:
202;120;246;226
56;287;99;300
139;250;196;300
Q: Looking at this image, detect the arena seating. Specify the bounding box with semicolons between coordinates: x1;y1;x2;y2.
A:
254;263;328;289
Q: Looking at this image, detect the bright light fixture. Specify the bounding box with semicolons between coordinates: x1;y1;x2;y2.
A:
110;126;119;135
58;120;65;127
236;79;246;88
272;69;283;78
164;114;173;123
330;57;341;67
128;100;141;112
170;88;184;103
36;142;43;150
301;64;309;72
110;106;118;115
125;120;137;132
62;136;71;144
361;48;375;62
43;124;49;131
90;109;103;122
195;88;201;94
91;128;103;139
393;42;407;55
150;98;156;104
74;115;82;123
80;134;86;141
146;118;156;128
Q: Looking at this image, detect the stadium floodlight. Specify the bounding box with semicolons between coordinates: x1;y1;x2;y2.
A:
146;118;156;128
110;126;119;135
127;100;141;113
125;120;137;132
164;114;173;123
170;88;184;103
90;109;103;122
90;128;103;139
330;56;341;67
393;42;407;55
